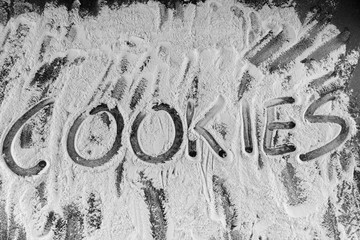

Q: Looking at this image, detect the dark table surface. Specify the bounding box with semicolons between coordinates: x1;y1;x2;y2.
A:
331;1;360;100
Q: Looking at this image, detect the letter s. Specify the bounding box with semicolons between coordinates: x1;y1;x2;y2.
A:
299;94;350;162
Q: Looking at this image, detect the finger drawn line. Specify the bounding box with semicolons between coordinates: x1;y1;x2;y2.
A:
248;26;291;66
264;144;296;155
301;28;350;64
244;30;274;59
66;104;124;168
299;94;349;161
130;103;184;164
264;105;275;153
242;100;253;153
265;96;295;108
255;114;264;167
186;101;197;158
195;96;227;158
267;121;296;131
263;97;296;156
186;100;195;128
308;71;335;89
2;98;54;177
186;70;199;158
195;126;226;158
188;139;197;157
269;16;331;71
196;95;225;127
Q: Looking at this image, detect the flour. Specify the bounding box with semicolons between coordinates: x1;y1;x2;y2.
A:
0;0;358;239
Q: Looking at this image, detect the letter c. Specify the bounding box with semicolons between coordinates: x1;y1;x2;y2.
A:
2;98;54;177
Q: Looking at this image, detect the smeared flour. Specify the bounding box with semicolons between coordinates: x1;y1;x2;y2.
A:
0;0;359;239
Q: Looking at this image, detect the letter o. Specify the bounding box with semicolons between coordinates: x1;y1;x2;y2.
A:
66;104;124;167
130;103;184;163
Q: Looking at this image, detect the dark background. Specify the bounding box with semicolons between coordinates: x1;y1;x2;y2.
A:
332;0;360;100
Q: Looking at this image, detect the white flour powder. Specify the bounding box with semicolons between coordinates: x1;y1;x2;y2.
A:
0;1;359;239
